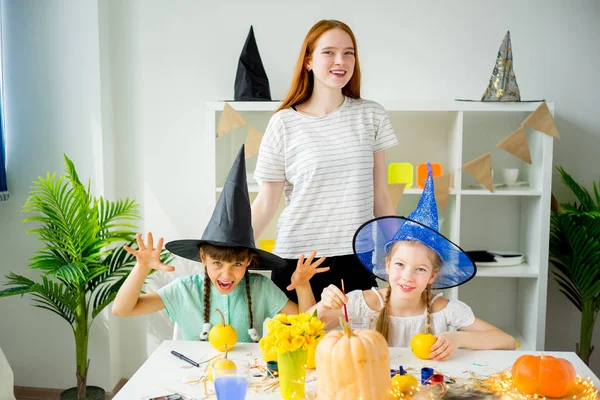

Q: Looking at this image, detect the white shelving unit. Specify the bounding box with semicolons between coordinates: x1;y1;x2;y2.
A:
206;100;554;352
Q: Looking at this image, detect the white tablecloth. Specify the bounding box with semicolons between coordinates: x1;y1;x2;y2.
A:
113;340;600;400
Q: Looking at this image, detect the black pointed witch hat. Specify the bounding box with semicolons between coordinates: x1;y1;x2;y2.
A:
234;26;272;101
165;145;285;270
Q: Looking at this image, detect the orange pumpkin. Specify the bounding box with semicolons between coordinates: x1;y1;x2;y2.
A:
512;354;576;398
316;318;393;399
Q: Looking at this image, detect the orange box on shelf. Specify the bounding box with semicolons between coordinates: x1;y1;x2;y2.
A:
417;163;443;188
388;163;414;188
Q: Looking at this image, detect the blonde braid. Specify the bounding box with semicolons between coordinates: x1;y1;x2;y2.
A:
375;283;392;343
203;267;211;323
425;284;432;335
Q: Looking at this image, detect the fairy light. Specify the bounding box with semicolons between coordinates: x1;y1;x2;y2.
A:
483;371;599;400
387;371;598;400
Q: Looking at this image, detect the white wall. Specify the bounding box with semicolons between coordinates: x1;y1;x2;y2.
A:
0;0;599;390
0;0;116;391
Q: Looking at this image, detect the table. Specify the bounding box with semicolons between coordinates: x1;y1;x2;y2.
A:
113;340;600;400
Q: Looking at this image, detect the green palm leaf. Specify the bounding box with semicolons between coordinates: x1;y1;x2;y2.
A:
557;166;597;211
550;166;600;365
0;154;150;397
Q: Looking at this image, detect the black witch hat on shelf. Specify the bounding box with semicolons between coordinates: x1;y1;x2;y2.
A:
165;144;285;270
234;26;272;101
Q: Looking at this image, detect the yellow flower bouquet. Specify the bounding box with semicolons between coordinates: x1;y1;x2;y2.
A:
259;311;326;399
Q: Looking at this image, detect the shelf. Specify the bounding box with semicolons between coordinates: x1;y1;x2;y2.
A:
474;263;539;278
217;184;259;193
207;100;552;113
401;188;458;195
504;327;532;351
210;100;554;352
220;186;542;196
461;187;541;196
217;186;463;195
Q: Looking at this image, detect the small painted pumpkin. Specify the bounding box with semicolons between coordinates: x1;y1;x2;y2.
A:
208;308;238;352
316;318;393;399
207;345;237;382
392;366;419;393
512;354;576;398
410;332;437;360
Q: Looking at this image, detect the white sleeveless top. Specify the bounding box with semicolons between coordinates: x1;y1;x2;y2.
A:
346;288;476;347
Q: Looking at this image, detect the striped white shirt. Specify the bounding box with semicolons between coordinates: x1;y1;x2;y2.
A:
254;97;398;259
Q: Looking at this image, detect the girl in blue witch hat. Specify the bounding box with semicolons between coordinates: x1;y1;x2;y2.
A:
112;146;328;342
307;164;516;360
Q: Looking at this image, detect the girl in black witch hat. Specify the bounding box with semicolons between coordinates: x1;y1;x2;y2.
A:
112;146;328;342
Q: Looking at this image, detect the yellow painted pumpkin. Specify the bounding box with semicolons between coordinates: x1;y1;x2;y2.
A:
208;308;237;352
512;354;576;398
316;318;393;399
207;345;237;382
392;366;419;393
410;332;437;360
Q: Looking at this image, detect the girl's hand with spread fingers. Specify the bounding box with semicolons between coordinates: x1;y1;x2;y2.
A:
287;250;329;290
124;232;175;273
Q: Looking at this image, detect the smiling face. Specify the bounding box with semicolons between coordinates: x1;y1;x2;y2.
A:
306;28;356;92
200;246;254;294
385;241;441;300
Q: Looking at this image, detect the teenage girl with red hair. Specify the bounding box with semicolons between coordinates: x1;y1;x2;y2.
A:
252;20;398;302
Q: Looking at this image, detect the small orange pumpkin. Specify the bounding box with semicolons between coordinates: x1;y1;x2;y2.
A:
512;354;576;398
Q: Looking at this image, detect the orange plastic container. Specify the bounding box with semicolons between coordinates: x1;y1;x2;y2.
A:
417;163;443;188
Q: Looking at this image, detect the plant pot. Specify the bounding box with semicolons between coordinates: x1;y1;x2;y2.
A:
60;386;105;400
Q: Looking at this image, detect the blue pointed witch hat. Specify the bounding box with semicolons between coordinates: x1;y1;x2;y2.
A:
353;164;476;289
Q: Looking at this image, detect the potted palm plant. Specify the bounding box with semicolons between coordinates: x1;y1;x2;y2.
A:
549;166;600;366
0;155;171;399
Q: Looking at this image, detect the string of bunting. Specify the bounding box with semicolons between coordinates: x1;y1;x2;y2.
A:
216;101;560;205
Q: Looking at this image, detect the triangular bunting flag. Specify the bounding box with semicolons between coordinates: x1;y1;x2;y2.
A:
496;126;532;164
245;126;263;159
388;183;406;209
217;103;248;137
434;173;451;210
463;152;493;192
521;102;560;139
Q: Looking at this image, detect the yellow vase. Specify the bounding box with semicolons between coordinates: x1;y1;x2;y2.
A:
304;340;317;369
277;348;307;400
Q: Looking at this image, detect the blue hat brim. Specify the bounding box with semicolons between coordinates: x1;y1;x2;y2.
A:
353;216;476;289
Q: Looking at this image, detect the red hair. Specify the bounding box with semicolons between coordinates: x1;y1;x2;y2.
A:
276;20;361;113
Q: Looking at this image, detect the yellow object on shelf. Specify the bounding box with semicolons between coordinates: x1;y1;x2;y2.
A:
259;239;276;253
388;162;414;187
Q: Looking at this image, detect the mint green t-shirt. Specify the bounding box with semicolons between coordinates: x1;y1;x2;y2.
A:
157;273;289;341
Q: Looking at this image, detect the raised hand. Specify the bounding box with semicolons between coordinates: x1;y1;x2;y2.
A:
124;233;175;273
319;284;347;310
287;250;329;291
